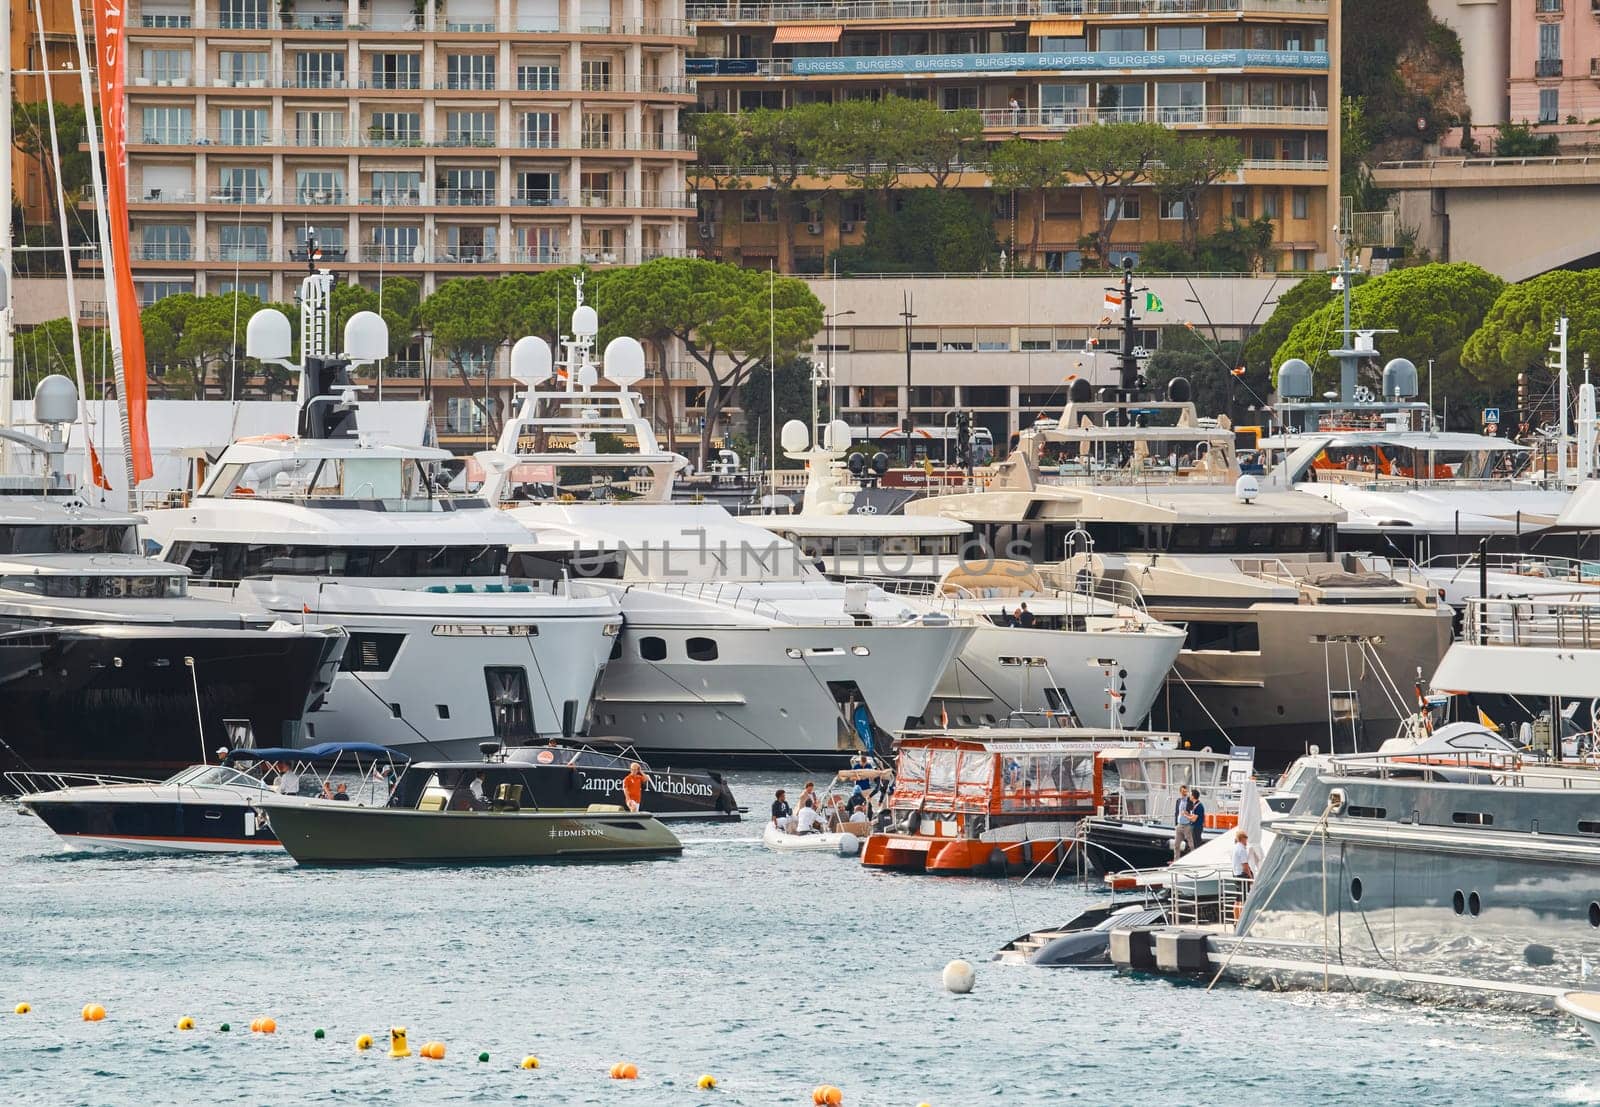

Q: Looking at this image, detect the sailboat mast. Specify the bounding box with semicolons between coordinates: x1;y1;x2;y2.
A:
0;0;15;453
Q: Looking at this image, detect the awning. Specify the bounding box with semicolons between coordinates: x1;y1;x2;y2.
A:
773;23;843;43
1030;18;1083;36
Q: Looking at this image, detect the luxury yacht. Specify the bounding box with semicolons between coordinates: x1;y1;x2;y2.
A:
748;431;1186;730
470;280;973;766
140;267;621;760
0;377;346;780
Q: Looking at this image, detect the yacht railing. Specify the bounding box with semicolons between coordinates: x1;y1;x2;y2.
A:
6;770;159;795
1035;565;1152;613
622;579;858;626
1419;552;1600;588
1464;595;1600;651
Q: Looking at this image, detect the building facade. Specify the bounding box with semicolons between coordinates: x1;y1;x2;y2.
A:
120;0;697;309
689;0;1336;273
1507;0;1599;126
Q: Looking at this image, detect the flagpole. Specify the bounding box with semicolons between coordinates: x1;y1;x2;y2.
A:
70;0;138;506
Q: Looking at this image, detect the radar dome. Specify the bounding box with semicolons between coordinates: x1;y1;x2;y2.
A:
780;419;810;454
509;336;554;384
1382;357;1419;400
245;309;292;361
1277;358;1314;399
824;419;852;453
1068;378;1093;404
343;311;389;361
602;336;646;386
34;375;78;424
1166;376;1192;403
572;305;599;338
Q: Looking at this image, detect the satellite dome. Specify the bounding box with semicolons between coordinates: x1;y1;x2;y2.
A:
780;420;810;454
1382;357;1419;400
1277;358;1314;399
34;375;78;424
1166;376;1192;403
1068;378;1093;404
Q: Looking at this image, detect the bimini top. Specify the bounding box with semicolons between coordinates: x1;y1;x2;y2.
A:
225;742;409;764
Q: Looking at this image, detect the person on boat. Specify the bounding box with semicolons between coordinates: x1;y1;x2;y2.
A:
848;750;874;774
1186;789;1206;848
274;762;300;796
467;772;490;811
1016;603;1035;628
320;780;335;800
794;795;824;835
1172;785;1193;860
333;783;351;802
1231;829;1255;882
823;794;850;832
797;781;818;813
771;789;792;830
621;762;652;813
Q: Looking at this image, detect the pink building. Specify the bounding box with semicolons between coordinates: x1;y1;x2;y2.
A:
1507;0;1600;126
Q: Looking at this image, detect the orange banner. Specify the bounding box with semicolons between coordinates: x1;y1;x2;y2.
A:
92;0;153;482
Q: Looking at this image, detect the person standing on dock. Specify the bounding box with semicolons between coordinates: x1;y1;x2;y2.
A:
1187;790;1206;850
1231;830;1255;882
1172;785;1192;860
621;763;652;812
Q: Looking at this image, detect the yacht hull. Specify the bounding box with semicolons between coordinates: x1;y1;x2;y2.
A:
23;792;282;853
590;621;970;767
1150;601;1455;770
0;626;344;783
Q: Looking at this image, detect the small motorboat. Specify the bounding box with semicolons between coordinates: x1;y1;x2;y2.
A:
390;741;741;822
1081;744;1254;874
1556;992;1600;1044
256;767;682;865
11;742;406;854
761;820;865;855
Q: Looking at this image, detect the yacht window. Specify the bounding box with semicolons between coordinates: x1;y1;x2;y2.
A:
341;632;405;672
1349;877;1363;902
1451;811;1493;826
1579;821;1600;836
1184;622;1260;652
207;457;437;502
169;542;505;579
0;524;140;554
639;636;667;661
0;574;185;598
1346;805;1386;819
687;637;718;661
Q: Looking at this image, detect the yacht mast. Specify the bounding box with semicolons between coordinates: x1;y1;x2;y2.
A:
0;0;14;462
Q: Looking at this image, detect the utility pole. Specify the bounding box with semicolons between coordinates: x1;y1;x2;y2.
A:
900;291;915;463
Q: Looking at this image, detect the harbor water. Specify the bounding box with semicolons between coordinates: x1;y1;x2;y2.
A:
2;771;1595;1106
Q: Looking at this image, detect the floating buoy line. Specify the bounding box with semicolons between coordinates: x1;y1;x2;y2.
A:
5;1000;897;1102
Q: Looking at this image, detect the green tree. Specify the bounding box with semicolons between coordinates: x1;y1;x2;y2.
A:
1462;269;1600;393
830;189;996;274
1144;325;1251;422
331;275;423;362
741;357;816;469
742;103;830;274
1241;272;1350;379
903;104;984;190
419;277;502;434
13;317;112;400
12;101;92;237
1149;132;1243;254
988;138;1069;268
1059;121;1167;268
140;292;266;399
1273;263;1505;407
601;257;824;463
687;111;752;197
1492;121;1560;157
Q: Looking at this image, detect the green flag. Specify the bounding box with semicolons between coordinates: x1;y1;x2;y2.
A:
1145;292;1164;312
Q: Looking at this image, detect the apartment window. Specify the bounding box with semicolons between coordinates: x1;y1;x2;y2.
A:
446;54;496;91
216;51;267;87
1539;23;1560;60
1292;188;1308;220
520;111;558;147
1154;25;1204;50
218;108;267;145
581;113;613;148
1155;81;1204;124
1036;35;1086;52
445;225;496;260
139;49;190;84
215;277;270;299
517;63;559;91
217;0;268;29
1261;190;1280;219
579;0;610;30
440;168;495;205
294;225;346;260
294;110;344;147
1098;26;1143;51
216;166;267;202
517;225;563;262
1107;194;1141;220
370;53;420;90
1290;249;1312;271
888;31;930;54
446;397;488;434
515;171;561;204
371;224;420;262
1158;197;1184;220
446;111;495;146
941;86;978;110
739;90;784;111
580;170;611;204
141;106;192;144
1540;88;1559;123
370;170;421;204
741;195;776;223
139;280;194;304
295;169;344;204
1098;82;1146;120
518;0;560;31
293;51;346;89
369;111;421;145
141;224;192;261
1041;83;1088;123
581;59;612;91
219;224;269;262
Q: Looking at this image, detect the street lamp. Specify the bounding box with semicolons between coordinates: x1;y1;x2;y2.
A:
821;308;855;431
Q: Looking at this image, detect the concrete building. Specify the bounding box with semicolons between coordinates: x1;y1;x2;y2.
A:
688;0;1337;273
1429;0;1509;127
119;0;697;308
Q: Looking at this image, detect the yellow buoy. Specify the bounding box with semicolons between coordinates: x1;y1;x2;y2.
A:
81;1003;106;1022
698;1074;717;1090
520;1056;540;1070
355;1034;374;1051
13;1003;30;1015
177;1016;195;1031
388;1027;410;1058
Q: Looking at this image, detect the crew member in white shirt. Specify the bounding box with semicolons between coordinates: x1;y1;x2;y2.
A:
1231;829;1255;881
795;796;824;835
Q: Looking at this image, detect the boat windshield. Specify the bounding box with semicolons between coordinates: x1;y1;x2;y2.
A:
207;456;447;506
0;574;186;598
163;764;265;789
0;524;140;554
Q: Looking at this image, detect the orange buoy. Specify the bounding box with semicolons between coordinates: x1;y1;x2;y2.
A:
421;1041;446;1060
81;1003;106;1022
610;1061;637;1079
812;1086;842;1105
250;1017;277;1034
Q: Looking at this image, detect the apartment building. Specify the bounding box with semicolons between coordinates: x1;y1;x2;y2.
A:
13;0;87;232
121;0;697;310
689;0;1337;272
1509;0;1600;125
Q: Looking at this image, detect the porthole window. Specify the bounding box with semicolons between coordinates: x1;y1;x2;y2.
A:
1468;891;1481;917
1452;890;1465;915
687;637;719;662
1350;878;1363;903
639;636;666;662
1588;902;1600;928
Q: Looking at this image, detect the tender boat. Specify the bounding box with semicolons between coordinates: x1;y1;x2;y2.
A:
389;742;741;822
861;727;1164;875
761;820;864;854
10;742;404;853
1081;744;1254;873
257;770;682;865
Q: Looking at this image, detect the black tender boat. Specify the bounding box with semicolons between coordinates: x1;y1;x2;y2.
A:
391;741;742;822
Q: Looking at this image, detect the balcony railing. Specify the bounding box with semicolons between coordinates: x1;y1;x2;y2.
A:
436;186;497;206
295;187;348;204
350;245;701;265
964;103;1329;128
435;76;499;90
364;189;426;206
360;73;423;89
137;243;195;261
128;69;696;96
1537;58;1565;78
511;191;568;206
686;0;1324;19
182;8;694;32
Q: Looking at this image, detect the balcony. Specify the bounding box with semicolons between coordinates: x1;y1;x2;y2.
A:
179;7;693;32
1537;0;1563;12
436;186;497;206
435;76;499;91
511;191;568;206
137;243;195;261
1537;58;1565;78
363;189;425;206
295;187;348;204
287;244;350;262
965;103;1330;129
360;73;423;90
685;0;1325;20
